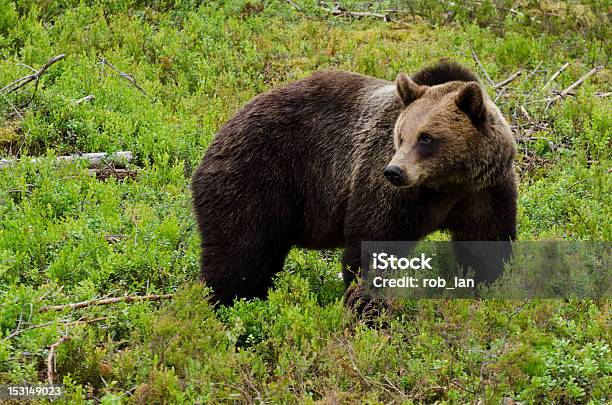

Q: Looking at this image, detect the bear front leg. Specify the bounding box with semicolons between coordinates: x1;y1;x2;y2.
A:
445;179;518;284
341;242;370;310
342;241;393;318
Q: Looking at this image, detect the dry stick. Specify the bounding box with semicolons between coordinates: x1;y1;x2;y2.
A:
40;294;174;313
542;62;569;90
546;65;604;109
388;17;412;28
0;151;133;170
47;335;70;385
521;61;543;85
595;91;611;98
520;105;533;124
468;44;494;86
501;298;531;349
1;91;24;120
3;316;107;341
4;319;67;341
88;168;139;181
74;95;95;104
332;10;389;20
449;380;476;395
17;63;37;74
286;0;302;12
99;58;147;96
56;151;133;168
319;2;389;21
0;54;65;94
45;316;107;385
558;65;604;98
494;69;523;89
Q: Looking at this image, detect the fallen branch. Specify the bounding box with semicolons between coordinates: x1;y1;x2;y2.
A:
286;0;302;12
3;316;107;341
104;234;127;244
546;65;604;109
595;91;611;98
74;94;95;104
494;69;522;89
99;58;147;96
0;54;65;94
542;62;569;90
331;10;389;20
1;92;24;119
319;2;389;21
89;167;139;181
47;335;70;384
521;61;543;85
558;66;604;98
0;151;133;169
468;44;494;86
40;294;174;313
56;151;133;168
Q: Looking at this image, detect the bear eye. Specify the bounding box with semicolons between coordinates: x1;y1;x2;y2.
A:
418;134;433;145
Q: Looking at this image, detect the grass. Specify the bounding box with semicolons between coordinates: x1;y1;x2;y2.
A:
0;0;610;403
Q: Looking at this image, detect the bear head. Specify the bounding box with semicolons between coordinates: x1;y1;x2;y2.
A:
385;72;516;192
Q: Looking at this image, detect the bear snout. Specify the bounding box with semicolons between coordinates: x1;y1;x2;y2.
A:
384;164;406;186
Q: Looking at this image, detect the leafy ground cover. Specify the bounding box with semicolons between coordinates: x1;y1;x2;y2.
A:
0;1;610;403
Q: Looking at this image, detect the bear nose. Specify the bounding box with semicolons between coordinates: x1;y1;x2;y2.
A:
384;164;405;185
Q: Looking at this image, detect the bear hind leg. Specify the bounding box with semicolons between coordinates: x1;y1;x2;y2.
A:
200;237;291;306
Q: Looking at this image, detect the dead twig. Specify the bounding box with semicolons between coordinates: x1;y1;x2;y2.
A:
74;95;95;104
494;69;523;89
449;379;476;395
3;316;107;341
4;319;67;341
595;91;611;98
520;106;533;124
0;54;65;94
89;167;139;181
558;65;604;98
468;44;494;86
5;304;27;342
1;92;24;120
319;2;389;21
286;0;302;12
542;62;569;90
332;10;389;20
520;61;543;85
99;58;147;95
40;294;173;312
546;65;604;110
47;335;70;384
501;298;531;348
0;151;133;170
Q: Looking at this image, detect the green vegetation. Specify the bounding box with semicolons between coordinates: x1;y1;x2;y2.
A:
0;0;610;403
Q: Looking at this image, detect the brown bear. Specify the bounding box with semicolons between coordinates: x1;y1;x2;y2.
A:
192;60;517;305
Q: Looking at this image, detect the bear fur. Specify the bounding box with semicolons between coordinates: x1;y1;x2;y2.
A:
192;61;517;305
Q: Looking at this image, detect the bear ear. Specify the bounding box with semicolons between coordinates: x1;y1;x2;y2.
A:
396;72;425;106
456;81;485;120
